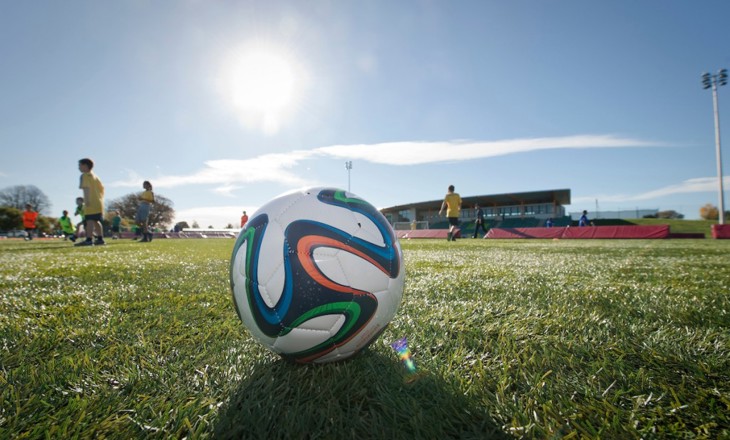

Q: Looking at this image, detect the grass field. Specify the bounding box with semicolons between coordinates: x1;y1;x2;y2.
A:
1;237;729;439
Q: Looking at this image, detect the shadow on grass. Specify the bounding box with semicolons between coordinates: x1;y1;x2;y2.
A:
214;349;508;439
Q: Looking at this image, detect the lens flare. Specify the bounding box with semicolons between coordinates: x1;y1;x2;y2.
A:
391;337;419;382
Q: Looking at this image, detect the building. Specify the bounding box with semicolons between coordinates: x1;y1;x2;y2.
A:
380;189;571;228
569;209;659;220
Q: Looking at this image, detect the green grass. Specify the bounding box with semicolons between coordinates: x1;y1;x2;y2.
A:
1;238;729;439
628;218;717;235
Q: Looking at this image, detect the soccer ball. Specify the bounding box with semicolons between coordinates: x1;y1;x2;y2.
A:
230;187;405;363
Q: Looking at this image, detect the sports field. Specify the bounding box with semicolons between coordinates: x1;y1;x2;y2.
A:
1;237;728;438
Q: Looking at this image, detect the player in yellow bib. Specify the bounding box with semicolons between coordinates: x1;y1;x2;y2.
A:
439;184;462;241
76;158;105;246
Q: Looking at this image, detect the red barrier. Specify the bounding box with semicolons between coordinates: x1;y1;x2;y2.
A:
561;225;669;239
485;227;564;239
486;225;670;239
711;224;730;239
402;225;678;240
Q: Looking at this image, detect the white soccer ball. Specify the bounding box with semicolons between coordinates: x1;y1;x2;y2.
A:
230;187;405;363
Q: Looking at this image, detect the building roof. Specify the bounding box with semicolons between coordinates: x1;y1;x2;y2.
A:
381;189;571;213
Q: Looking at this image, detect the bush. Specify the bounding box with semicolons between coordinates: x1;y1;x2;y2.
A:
0;206;22;230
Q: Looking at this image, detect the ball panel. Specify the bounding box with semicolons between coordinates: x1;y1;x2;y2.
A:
351;211;386;247
296;313;346;332
274;193;357;234
273;329;330;354
313;320;389;363
252;220;286;306
312;247;390;294
232;278;277;347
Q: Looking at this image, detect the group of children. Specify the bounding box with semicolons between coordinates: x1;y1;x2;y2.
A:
22;158;155;245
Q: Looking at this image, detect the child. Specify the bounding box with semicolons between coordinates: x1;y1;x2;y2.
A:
111;211;122;239
59;210;76;241
135;181;155;242
22;204;38;241
76;158;105;246
73;197;85;241
438;184;462;241
579;210;593;227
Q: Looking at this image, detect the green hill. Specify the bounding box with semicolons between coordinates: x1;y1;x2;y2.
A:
626;218;717;236
569;218;715;236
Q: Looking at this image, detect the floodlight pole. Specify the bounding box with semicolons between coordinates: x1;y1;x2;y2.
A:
713;85;725;224
703;69;727;224
345;161;353;193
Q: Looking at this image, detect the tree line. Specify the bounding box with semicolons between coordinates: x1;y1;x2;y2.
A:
0;185;177;234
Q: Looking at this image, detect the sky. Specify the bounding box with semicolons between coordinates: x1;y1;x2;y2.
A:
1;0;729;228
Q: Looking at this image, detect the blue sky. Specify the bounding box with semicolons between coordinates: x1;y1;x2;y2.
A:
1;0;729;227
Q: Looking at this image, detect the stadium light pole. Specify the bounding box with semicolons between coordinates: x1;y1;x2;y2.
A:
702;68;728;224
345;161;353;192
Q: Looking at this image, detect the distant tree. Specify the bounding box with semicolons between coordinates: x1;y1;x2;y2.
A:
107;192;176;229
699;204;719;220
208;225;214;229
192;221;200;228
225;223;234;229
0;206;22;230
656;210;684;219
106;194;137;219
174;221;190;232
35;216;54;235
0;185;52;214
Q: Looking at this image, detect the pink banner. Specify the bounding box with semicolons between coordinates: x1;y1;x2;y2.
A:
561;225;669;239
712;224;730;239
485;227;564;239
397;228;461;239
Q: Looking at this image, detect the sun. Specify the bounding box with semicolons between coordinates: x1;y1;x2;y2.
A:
220;44;305;134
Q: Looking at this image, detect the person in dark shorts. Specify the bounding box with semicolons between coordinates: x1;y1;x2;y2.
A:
438;185;462;241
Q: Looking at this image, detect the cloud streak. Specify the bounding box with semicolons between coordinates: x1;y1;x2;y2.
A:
573;176;730;203
109;134;666;189
313;134;666;165
110;151;316;189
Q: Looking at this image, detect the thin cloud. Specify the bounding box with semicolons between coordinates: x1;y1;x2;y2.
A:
573;176;730;203
109;151;316;189
109;135;665;191
213;184;243;197
314;135;666;165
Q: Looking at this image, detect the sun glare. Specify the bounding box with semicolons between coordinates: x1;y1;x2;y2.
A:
221;44;305;134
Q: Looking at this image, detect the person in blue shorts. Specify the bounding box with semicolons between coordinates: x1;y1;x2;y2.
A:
579;210;592;227
135;181;155;242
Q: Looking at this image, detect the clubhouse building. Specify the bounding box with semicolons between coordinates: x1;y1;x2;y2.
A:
380;188;571;229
